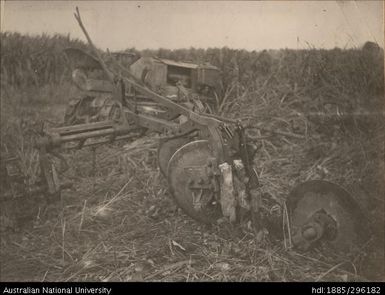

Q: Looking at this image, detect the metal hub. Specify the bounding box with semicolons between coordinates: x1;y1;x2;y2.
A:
286;180;369;252
167;140;222;224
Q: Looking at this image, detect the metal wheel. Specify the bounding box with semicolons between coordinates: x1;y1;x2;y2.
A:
167;140;222;224
157;137;190;176
286;180;369;252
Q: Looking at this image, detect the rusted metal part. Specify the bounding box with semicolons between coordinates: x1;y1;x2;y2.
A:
157;137;191;176
218;162;237;223
63;45;220;126
57;9;227;175
235;123;263;231
233;160;250;211
167;140;222;224
64;95;121;125
286;180;370;252
291;209;337;251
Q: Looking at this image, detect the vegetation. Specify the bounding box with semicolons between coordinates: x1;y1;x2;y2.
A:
1;32;383;98
0;33;384;282
1;32;87;88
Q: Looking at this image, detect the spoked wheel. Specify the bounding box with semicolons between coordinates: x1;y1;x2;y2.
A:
167;140;222;224
157;137;191;176
286;180;369;252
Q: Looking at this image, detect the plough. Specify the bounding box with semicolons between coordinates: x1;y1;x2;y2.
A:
1;8;369;254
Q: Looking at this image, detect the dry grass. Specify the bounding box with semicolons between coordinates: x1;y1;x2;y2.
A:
0;46;384;282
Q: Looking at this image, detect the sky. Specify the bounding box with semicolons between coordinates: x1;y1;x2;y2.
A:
1;1;383;51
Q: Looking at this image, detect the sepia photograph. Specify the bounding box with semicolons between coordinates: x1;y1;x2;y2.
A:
0;0;384;284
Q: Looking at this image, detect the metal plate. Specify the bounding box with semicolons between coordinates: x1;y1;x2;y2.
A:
287;180;369;251
157;137;191;176
167;140;221;224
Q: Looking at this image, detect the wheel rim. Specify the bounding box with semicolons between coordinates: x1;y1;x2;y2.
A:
157;137;191;176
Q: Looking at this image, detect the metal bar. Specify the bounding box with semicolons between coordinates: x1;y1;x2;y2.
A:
50;121;115;135
62;132;143;150
58;128;116;142
124;109;179;133
74;7;115;83
120;76;226;129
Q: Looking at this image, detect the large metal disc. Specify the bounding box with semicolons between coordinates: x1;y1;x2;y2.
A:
287;180;369;252
167;140;221;224
157;137;191;176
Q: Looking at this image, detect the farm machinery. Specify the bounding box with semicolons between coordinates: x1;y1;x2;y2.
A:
0;8;369;254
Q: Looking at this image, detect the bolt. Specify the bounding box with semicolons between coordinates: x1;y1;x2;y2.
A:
303;227;317;240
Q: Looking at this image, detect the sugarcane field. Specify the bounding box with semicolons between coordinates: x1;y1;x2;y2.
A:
0;1;384;283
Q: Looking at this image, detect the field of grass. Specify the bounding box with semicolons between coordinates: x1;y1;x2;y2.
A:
0;34;384;282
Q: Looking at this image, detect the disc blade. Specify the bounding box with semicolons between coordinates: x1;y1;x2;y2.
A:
287;180;369;251
157;137;191;176
167;140;221;224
